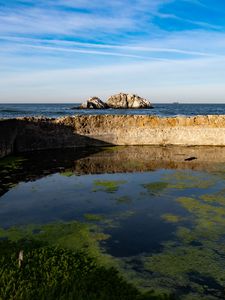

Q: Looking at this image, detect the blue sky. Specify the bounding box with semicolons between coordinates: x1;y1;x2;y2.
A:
0;0;225;103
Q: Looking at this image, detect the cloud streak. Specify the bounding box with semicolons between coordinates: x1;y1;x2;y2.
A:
0;0;225;102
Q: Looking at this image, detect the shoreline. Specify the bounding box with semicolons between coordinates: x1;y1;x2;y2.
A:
1;114;225;158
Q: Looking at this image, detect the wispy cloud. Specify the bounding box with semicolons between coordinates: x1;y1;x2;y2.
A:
0;0;225;102
1;56;225;102
1;31;225;60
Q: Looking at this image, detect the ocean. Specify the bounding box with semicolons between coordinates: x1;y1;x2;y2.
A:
0;103;224;119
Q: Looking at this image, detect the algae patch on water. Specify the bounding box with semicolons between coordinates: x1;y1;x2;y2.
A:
116;196;132;204
142;190;225;299
161;214;184;223
0;155;26;171
0;156;27;194
60;170;75;177
142;182;169;195
0;221;110;262
0;233;167;300
93;180;127;193
84;213;105;222
163;171;216;190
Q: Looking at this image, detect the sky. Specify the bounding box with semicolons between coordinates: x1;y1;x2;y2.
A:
0;0;225;103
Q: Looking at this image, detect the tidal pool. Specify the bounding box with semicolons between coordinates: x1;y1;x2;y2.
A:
0;146;225;300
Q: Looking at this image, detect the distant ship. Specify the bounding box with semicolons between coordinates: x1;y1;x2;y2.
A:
172;102;179;104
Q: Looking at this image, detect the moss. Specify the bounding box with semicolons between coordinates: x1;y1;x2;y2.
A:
142;182;169;195
93;180;127;193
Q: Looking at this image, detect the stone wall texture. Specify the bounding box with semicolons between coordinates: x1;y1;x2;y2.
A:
0;115;225;158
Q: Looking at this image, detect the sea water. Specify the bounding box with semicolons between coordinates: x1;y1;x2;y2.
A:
0;103;225;119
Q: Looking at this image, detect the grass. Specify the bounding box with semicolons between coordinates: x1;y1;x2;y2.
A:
0;222;175;300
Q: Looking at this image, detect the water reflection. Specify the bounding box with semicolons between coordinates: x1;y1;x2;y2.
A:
0;145;225;299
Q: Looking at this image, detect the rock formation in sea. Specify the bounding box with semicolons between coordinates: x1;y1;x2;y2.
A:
79;97;108;109
76;93;152;109
106;93;152;109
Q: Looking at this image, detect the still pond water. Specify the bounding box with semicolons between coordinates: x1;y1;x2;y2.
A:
0;146;225;300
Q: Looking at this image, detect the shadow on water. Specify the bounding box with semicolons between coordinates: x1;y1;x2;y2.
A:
0;145;225;196
1;145;225;197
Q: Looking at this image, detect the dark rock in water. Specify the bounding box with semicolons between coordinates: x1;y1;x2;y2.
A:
106;93;152;109
79;97;109;109
185;157;197;161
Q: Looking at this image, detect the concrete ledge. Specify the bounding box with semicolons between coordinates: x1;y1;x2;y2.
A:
0;115;225;158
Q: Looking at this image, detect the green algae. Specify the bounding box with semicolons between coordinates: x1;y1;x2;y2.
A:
200;193;225;206
84;213;105;222
163;171;216;190
0;156;27;193
0;156;26;170
93;180;127;193
60;170;74;177
118;210;135;219
102;146;126;152
161;214;184;223
144;245;225;298
142;182;169;195
116;195;132;204
0;221;176;300
0;222;110;263
142;187;225;299
145;246;224;280
0;237;173;300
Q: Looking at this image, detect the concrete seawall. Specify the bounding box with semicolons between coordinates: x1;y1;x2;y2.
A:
0;115;225;158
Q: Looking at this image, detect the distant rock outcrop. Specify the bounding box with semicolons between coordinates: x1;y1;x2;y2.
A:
106;93;152;109
72;93;153;109
80;97;108;109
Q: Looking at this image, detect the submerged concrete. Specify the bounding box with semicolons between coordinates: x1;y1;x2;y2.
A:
0;115;225;157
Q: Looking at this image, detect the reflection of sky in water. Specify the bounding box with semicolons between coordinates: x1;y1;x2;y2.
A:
0;170;186;226
0;169;222;258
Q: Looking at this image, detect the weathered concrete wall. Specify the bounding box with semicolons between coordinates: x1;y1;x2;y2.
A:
0;115;225;158
60;115;225;146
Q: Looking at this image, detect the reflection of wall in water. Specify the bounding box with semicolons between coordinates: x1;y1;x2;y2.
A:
73;146;225;174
